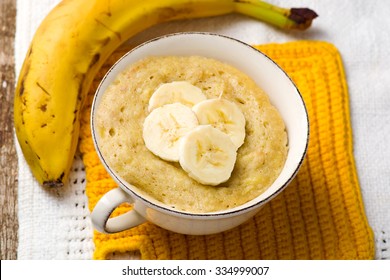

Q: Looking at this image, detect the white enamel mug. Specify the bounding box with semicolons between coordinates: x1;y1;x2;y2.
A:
90;32;309;235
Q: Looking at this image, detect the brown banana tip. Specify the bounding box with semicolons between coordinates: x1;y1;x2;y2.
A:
289;8;318;24
43;180;65;188
43;172;65;188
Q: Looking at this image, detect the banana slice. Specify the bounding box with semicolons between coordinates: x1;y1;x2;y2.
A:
179;125;237;186
192;98;246;149
148;81;207;112
143;103;199;162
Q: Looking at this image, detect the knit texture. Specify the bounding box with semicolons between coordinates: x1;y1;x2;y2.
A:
79;41;375;260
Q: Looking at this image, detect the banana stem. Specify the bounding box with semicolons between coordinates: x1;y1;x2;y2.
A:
234;0;318;30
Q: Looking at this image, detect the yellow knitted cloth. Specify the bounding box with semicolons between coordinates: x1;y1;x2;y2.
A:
79;41;375;260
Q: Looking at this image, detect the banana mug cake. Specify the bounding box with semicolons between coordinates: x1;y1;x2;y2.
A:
94;55;288;213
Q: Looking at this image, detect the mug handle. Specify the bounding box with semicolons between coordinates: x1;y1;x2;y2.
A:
91;187;146;234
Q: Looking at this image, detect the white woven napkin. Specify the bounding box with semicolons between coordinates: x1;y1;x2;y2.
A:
15;0;390;259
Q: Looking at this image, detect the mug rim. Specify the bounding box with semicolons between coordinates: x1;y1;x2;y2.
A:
91;31;309;218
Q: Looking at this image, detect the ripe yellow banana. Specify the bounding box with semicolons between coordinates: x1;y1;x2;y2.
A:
14;0;317;187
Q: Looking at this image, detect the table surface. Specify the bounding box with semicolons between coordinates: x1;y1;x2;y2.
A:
0;0;18;260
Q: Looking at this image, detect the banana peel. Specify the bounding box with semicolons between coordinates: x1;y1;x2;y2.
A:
14;0;317;187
